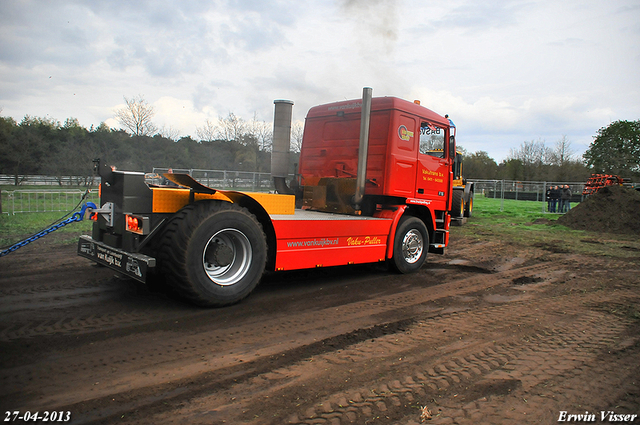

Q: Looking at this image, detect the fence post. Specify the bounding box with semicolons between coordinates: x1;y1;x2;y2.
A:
500;180;505;212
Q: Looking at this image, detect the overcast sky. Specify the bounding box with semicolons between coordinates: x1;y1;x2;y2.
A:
1;0;639;162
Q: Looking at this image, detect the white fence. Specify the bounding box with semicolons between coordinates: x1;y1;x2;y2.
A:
472;179;586;213
1;170;286;192
1;190;99;215
0;174;96;186
2;174;590;215
151;168;281;192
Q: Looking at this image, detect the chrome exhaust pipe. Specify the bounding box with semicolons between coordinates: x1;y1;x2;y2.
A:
354;87;372;211
271;99;295;195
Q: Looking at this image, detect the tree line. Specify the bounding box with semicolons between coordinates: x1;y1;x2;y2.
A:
463;136;591;182
464;120;640;182
0;116;278;185
0;96;637;185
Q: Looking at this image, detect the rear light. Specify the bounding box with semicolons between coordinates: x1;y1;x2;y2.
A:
125;214;150;235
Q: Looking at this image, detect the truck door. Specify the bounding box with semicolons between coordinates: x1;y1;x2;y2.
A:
415;122;451;211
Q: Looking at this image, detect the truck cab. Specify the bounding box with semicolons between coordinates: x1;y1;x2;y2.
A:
297;96;454;251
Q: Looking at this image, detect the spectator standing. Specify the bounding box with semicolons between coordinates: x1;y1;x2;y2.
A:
561;185;572;213
557;185;564;213
546;186;553;212
551;186;560;212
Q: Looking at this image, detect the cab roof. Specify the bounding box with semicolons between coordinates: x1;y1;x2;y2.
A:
305;96;448;126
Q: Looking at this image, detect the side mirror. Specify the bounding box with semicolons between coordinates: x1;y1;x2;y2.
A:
449;136;456;159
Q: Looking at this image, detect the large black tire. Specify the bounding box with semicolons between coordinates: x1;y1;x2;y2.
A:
156;201;267;307
451;190;465;218
390;216;429;274
464;192;473;218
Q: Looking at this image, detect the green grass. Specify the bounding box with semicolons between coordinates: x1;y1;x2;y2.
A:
0;211;93;248
457;195;640;259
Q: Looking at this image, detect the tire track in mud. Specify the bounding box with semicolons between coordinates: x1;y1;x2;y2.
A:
235;289;638;425
42;264;602;423
0;259;562;417
6;245;631;425
0;258;553;342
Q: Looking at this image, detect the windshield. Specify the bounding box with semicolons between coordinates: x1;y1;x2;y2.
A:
419;122;447;158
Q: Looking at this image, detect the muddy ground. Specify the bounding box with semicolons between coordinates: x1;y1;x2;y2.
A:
0;225;639;425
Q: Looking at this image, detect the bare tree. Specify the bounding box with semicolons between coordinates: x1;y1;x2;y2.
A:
196;113;247;143
114;95;157;136
217;112;246;142
291;122;304;153
508;140;551;165
551;135;575;166
246;113;273;151
158;125;180;141
507;139;552;181
196;119;217;142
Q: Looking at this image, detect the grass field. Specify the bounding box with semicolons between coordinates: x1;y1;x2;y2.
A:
0;211;94;248
1;185;97;249
458;195;640;259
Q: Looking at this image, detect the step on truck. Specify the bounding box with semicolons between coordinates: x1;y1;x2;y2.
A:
78;88;456;306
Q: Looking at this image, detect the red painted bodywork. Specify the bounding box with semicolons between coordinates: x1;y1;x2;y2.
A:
271;212;393;271
272;96;454;271
298;97;453;213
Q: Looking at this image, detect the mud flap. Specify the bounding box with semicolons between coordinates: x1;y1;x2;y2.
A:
77;235;156;282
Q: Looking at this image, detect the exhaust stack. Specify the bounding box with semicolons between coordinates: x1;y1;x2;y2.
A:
271;99;295;195
354;87;373;211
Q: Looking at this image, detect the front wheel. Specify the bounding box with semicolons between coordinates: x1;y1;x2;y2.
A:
390;216;429;274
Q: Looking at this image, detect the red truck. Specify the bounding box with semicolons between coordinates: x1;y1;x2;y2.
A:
78;88;456;306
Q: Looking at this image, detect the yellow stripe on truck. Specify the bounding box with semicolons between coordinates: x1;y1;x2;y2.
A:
152;188;295;215
237;192;295;215
152;188;231;213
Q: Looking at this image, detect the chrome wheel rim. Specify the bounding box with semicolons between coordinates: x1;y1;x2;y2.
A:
402;229;423;264
202;228;252;286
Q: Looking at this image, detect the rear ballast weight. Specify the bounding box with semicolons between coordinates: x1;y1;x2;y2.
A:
79;90;456;306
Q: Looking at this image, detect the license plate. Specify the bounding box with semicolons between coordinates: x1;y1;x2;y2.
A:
77;235;156;282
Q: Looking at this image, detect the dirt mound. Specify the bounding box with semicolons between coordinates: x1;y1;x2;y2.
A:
557;185;640;234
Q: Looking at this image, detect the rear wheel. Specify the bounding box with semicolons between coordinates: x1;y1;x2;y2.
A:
157;201;267;307
464;194;473;218
451;190;465;218
390;216;429;274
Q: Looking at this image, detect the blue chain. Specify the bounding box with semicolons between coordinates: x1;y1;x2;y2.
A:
0;202;97;258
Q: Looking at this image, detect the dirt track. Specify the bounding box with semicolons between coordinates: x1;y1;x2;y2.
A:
0;229;639;424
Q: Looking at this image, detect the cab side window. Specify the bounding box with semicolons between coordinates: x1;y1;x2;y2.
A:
419;122;446;157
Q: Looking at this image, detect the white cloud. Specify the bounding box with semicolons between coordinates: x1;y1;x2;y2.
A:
0;0;638;163
153;96;217;138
